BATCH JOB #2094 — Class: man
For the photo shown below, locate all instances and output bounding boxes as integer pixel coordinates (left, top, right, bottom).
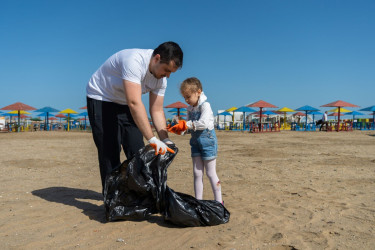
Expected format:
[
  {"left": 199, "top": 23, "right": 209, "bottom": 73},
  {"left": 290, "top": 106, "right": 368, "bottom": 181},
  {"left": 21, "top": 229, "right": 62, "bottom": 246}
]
[
  {"left": 86, "top": 41, "right": 183, "bottom": 191},
  {"left": 320, "top": 111, "right": 328, "bottom": 131}
]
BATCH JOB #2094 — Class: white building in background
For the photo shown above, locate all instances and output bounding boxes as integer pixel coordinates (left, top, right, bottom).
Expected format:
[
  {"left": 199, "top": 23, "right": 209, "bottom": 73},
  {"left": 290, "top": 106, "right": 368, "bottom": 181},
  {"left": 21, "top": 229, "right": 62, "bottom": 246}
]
[{"left": 0, "top": 116, "right": 5, "bottom": 129}]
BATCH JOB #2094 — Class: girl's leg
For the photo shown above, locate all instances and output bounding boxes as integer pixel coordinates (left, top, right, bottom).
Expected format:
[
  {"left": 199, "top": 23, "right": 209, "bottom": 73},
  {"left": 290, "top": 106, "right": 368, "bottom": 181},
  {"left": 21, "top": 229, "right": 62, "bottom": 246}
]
[
  {"left": 193, "top": 157, "right": 204, "bottom": 199},
  {"left": 204, "top": 159, "right": 222, "bottom": 203}
]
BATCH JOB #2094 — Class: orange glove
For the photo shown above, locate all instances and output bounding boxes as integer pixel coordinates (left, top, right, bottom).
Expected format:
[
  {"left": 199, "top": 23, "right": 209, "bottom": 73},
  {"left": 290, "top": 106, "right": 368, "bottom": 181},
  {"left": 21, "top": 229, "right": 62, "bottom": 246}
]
[
  {"left": 168, "top": 120, "right": 188, "bottom": 135},
  {"left": 149, "top": 143, "right": 175, "bottom": 155},
  {"left": 148, "top": 136, "right": 175, "bottom": 155}
]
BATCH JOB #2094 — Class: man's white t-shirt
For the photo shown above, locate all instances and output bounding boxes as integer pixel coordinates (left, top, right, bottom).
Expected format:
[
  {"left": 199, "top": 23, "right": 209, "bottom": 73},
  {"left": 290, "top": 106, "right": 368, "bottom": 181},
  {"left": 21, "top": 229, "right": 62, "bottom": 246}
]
[{"left": 86, "top": 49, "right": 167, "bottom": 105}]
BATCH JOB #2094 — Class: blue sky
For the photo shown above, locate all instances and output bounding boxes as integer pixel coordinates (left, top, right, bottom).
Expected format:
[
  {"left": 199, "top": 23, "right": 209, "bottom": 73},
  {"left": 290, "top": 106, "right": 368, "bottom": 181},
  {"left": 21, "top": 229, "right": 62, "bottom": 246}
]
[{"left": 1, "top": 0, "right": 374, "bottom": 118}]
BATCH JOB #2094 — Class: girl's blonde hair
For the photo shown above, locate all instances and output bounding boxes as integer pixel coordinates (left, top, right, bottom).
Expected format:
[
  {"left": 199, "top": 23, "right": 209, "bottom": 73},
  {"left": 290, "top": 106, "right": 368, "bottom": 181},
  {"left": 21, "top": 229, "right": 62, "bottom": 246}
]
[{"left": 180, "top": 77, "right": 203, "bottom": 95}]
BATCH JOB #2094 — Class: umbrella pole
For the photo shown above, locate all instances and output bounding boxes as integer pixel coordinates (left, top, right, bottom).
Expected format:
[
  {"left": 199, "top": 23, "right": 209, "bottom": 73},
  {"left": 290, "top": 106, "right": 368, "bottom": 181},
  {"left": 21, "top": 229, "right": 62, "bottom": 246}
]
[
  {"left": 337, "top": 107, "right": 341, "bottom": 132},
  {"left": 284, "top": 112, "right": 286, "bottom": 130},
  {"left": 67, "top": 114, "right": 70, "bottom": 131},
  {"left": 242, "top": 112, "right": 245, "bottom": 131},
  {"left": 18, "top": 110, "right": 20, "bottom": 132},
  {"left": 46, "top": 113, "right": 49, "bottom": 131},
  {"left": 305, "top": 111, "right": 308, "bottom": 131},
  {"left": 259, "top": 107, "right": 263, "bottom": 132}
]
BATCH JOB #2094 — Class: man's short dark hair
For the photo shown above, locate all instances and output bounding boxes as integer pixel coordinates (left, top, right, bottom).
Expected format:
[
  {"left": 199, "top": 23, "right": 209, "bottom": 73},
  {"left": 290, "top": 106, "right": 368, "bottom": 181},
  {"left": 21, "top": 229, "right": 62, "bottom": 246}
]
[{"left": 153, "top": 41, "right": 183, "bottom": 68}]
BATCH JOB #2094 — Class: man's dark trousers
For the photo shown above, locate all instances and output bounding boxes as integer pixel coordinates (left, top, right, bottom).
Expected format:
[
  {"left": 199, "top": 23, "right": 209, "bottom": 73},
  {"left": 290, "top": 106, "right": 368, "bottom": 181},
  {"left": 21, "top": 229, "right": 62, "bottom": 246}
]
[{"left": 87, "top": 97, "right": 145, "bottom": 191}]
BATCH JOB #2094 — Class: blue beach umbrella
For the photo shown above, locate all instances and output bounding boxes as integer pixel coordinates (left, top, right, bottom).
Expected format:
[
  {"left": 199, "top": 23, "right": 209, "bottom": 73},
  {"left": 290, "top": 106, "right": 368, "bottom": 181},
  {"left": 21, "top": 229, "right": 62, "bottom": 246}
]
[
  {"left": 167, "top": 108, "right": 187, "bottom": 112},
  {"left": 34, "top": 107, "right": 60, "bottom": 131},
  {"left": 360, "top": 105, "right": 375, "bottom": 128},
  {"left": 36, "top": 112, "right": 56, "bottom": 130},
  {"left": 79, "top": 111, "right": 88, "bottom": 130},
  {"left": 263, "top": 110, "right": 277, "bottom": 115},
  {"left": 262, "top": 110, "right": 277, "bottom": 123},
  {"left": 346, "top": 111, "right": 364, "bottom": 121},
  {"left": 308, "top": 111, "right": 323, "bottom": 123},
  {"left": 234, "top": 106, "right": 256, "bottom": 130},
  {"left": 218, "top": 111, "right": 232, "bottom": 124},
  {"left": 296, "top": 105, "right": 320, "bottom": 130},
  {"left": 218, "top": 111, "right": 232, "bottom": 116}
]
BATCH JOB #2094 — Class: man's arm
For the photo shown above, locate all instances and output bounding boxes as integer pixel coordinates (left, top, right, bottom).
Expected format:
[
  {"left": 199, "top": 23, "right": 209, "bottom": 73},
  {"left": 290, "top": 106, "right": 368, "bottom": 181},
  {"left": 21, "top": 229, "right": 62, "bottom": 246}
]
[
  {"left": 149, "top": 91, "right": 168, "bottom": 141},
  {"left": 123, "top": 80, "right": 154, "bottom": 140}
]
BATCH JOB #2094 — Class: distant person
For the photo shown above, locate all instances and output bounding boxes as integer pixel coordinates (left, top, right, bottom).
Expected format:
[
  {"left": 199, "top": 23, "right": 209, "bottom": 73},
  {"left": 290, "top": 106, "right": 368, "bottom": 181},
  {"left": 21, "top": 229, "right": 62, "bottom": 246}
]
[
  {"left": 320, "top": 111, "right": 328, "bottom": 131},
  {"left": 86, "top": 41, "right": 183, "bottom": 192},
  {"left": 168, "top": 77, "right": 223, "bottom": 204}
]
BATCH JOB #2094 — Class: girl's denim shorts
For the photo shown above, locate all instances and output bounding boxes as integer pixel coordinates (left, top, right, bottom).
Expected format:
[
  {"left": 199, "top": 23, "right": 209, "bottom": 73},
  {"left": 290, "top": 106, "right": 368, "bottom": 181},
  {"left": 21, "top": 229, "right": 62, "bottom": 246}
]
[{"left": 190, "top": 129, "right": 218, "bottom": 160}]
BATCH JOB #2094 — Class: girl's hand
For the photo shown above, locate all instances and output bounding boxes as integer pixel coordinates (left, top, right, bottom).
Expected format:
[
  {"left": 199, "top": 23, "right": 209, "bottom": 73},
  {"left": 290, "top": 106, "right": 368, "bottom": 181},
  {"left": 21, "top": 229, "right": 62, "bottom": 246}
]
[{"left": 168, "top": 120, "right": 187, "bottom": 135}]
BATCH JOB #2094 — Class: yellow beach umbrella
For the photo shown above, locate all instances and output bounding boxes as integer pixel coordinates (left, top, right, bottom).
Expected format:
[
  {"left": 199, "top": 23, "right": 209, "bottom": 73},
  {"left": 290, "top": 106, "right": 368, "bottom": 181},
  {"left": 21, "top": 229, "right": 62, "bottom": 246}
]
[
  {"left": 7, "top": 110, "right": 31, "bottom": 115},
  {"left": 226, "top": 107, "right": 238, "bottom": 122},
  {"left": 59, "top": 108, "right": 78, "bottom": 131},
  {"left": 328, "top": 107, "right": 351, "bottom": 113},
  {"left": 277, "top": 107, "right": 295, "bottom": 130}
]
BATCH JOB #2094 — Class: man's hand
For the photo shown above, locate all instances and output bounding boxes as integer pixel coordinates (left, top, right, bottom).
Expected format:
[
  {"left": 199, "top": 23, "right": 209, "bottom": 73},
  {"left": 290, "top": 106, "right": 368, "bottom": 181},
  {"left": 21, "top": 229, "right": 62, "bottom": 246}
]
[
  {"left": 168, "top": 120, "right": 188, "bottom": 135},
  {"left": 148, "top": 136, "right": 175, "bottom": 155}
]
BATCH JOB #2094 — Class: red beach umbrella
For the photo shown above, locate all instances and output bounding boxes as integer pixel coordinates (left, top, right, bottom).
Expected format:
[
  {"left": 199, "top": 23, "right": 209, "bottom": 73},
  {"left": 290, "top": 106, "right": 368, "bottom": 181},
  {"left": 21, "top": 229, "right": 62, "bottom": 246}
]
[
  {"left": 321, "top": 100, "right": 359, "bottom": 132},
  {"left": 1, "top": 102, "right": 36, "bottom": 132},
  {"left": 164, "top": 101, "right": 188, "bottom": 117},
  {"left": 55, "top": 113, "right": 67, "bottom": 123},
  {"left": 80, "top": 106, "right": 87, "bottom": 109},
  {"left": 247, "top": 100, "right": 278, "bottom": 131}
]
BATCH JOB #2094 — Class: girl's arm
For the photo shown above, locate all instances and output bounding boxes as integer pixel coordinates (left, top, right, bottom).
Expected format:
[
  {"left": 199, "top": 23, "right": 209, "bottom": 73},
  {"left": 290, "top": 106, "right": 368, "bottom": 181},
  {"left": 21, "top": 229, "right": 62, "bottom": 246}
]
[{"left": 187, "top": 102, "right": 214, "bottom": 130}]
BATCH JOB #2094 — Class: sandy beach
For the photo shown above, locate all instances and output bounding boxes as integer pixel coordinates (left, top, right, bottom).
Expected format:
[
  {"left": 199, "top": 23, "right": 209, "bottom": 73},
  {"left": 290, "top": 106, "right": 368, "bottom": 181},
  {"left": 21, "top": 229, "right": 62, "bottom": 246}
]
[{"left": 1, "top": 130, "right": 374, "bottom": 249}]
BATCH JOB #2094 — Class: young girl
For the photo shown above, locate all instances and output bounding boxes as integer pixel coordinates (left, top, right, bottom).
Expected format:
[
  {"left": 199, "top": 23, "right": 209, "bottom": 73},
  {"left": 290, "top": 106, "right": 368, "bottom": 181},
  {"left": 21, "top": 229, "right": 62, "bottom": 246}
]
[{"left": 173, "top": 77, "right": 223, "bottom": 204}]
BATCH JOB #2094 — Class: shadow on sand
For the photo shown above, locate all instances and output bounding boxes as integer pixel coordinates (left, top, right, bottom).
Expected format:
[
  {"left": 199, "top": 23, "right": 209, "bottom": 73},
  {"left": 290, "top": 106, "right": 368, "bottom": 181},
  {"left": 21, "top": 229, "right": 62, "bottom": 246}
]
[
  {"left": 32, "top": 187, "right": 106, "bottom": 223},
  {"left": 31, "top": 186, "right": 179, "bottom": 228}
]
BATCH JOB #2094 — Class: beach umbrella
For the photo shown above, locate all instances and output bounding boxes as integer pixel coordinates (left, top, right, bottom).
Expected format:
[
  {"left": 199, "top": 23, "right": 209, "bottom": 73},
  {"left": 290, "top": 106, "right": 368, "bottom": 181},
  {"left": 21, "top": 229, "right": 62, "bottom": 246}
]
[
  {"left": 328, "top": 112, "right": 342, "bottom": 120},
  {"left": 79, "top": 111, "right": 88, "bottom": 130},
  {"left": 1, "top": 102, "right": 36, "bottom": 132},
  {"left": 167, "top": 108, "right": 187, "bottom": 112},
  {"left": 321, "top": 100, "right": 359, "bottom": 132},
  {"left": 59, "top": 108, "right": 78, "bottom": 131},
  {"left": 169, "top": 112, "right": 187, "bottom": 116},
  {"left": 359, "top": 105, "right": 375, "bottom": 128},
  {"left": 80, "top": 106, "right": 87, "bottom": 109},
  {"left": 277, "top": 107, "right": 295, "bottom": 130},
  {"left": 164, "top": 101, "right": 188, "bottom": 117},
  {"left": 262, "top": 110, "right": 277, "bottom": 123},
  {"left": 218, "top": 111, "right": 232, "bottom": 124},
  {"left": 225, "top": 107, "right": 238, "bottom": 122},
  {"left": 7, "top": 110, "right": 31, "bottom": 115},
  {"left": 30, "top": 117, "right": 43, "bottom": 122},
  {"left": 247, "top": 100, "right": 278, "bottom": 131},
  {"left": 263, "top": 110, "right": 277, "bottom": 115},
  {"left": 308, "top": 111, "right": 323, "bottom": 123},
  {"left": 295, "top": 105, "right": 320, "bottom": 130},
  {"left": 233, "top": 106, "right": 256, "bottom": 130},
  {"left": 55, "top": 113, "right": 67, "bottom": 123},
  {"left": 34, "top": 107, "right": 60, "bottom": 131},
  {"left": 328, "top": 107, "right": 352, "bottom": 113},
  {"left": 346, "top": 111, "right": 364, "bottom": 121},
  {"left": 293, "top": 112, "right": 306, "bottom": 116},
  {"left": 7, "top": 110, "right": 31, "bottom": 131}
]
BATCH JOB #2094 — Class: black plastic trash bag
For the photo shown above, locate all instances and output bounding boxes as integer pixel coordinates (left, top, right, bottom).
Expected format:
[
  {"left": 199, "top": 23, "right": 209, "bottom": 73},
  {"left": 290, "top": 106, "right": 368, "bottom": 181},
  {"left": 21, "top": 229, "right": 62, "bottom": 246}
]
[{"left": 104, "top": 144, "right": 230, "bottom": 227}]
